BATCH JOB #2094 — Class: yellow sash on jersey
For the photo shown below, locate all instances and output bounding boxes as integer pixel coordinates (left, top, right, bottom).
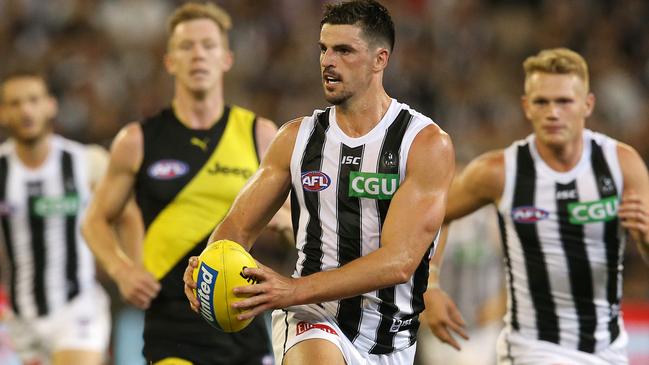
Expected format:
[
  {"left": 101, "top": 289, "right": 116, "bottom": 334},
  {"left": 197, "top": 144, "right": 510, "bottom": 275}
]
[{"left": 143, "top": 106, "right": 259, "bottom": 279}]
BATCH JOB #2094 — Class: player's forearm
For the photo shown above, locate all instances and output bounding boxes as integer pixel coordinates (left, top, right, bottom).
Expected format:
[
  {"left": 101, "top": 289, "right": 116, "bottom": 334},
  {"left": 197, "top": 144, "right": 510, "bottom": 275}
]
[
  {"left": 292, "top": 247, "right": 417, "bottom": 305},
  {"left": 637, "top": 241, "right": 649, "bottom": 266},
  {"left": 82, "top": 214, "right": 134, "bottom": 280}
]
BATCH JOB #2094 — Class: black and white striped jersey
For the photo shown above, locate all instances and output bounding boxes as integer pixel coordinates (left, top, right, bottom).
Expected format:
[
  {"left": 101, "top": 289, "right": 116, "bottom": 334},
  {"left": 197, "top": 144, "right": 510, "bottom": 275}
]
[
  {"left": 0, "top": 135, "right": 97, "bottom": 319},
  {"left": 289, "top": 99, "right": 437, "bottom": 354},
  {"left": 498, "top": 129, "right": 625, "bottom": 353}
]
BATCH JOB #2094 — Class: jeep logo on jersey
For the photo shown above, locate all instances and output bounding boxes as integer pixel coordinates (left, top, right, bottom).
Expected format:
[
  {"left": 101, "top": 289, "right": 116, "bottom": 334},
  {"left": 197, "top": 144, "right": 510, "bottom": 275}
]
[
  {"left": 301, "top": 171, "right": 331, "bottom": 192},
  {"left": 33, "top": 194, "right": 80, "bottom": 217},
  {"left": 511, "top": 206, "right": 549, "bottom": 223},
  {"left": 148, "top": 160, "right": 189, "bottom": 180},
  {"left": 349, "top": 171, "right": 399, "bottom": 200},
  {"left": 568, "top": 196, "right": 618, "bottom": 224}
]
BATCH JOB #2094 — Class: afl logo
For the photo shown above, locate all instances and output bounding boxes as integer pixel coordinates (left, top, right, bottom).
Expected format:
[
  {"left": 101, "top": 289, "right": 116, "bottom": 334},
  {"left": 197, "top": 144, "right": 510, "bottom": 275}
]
[
  {"left": 148, "top": 160, "right": 189, "bottom": 180},
  {"left": 512, "top": 206, "right": 549, "bottom": 223},
  {"left": 301, "top": 171, "right": 331, "bottom": 192}
]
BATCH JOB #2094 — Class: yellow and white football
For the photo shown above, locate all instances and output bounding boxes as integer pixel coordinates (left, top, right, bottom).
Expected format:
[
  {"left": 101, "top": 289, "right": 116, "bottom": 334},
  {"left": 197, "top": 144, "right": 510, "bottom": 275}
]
[{"left": 192, "top": 239, "right": 259, "bottom": 332}]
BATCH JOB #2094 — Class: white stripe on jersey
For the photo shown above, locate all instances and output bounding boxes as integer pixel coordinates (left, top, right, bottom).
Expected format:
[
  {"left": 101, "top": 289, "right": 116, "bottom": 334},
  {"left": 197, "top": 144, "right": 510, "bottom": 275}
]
[
  {"left": 290, "top": 99, "right": 437, "bottom": 354},
  {"left": 498, "top": 129, "right": 625, "bottom": 353},
  {"left": 0, "top": 135, "right": 97, "bottom": 319}
]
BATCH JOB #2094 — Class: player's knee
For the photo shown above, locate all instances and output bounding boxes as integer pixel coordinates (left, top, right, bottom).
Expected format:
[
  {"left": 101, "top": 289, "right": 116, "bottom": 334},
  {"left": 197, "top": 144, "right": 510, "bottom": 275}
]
[{"left": 283, "top": 339, "right": 346, "bottom": 365}]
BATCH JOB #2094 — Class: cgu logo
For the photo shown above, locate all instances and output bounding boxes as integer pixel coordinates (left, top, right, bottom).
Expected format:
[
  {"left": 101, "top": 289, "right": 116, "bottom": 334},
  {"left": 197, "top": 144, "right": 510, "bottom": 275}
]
[
  {"left": 511, "top": 206, "right": 549, "bottom": 223},
  {"left": 301, "top": 171, "right": 331, "bottom": 192},
  {"left": 568, "top": 196, "right": 618, "bottom": 224},
  {"left": 348, "top": 171, "right": 399, "bottom": 200},
  {"left": 148, "top": 160, "right": 189, "bottom": 180}
]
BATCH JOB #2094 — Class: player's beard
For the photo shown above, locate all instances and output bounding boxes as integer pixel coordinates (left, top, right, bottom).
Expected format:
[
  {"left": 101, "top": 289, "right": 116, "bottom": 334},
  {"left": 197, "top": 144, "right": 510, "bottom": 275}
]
[
  {"left": 324, "top": 89, "right": 353, "bottom": 106},
  {"left": 14, "top": 120, "right": 52, "bottom": 146}
]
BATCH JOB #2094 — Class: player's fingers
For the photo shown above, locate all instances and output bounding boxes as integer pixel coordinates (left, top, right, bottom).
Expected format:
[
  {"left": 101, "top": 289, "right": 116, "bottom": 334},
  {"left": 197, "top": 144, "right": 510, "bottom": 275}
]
[
  {"left": 236, "top": 304, "right": 267, "bottom": 321},
  {"left": 448, "top": 305, "right": 466, "bottom": 327},
  {"left": 242, "top": 266, "right": 266, "bottom": 280},
  {"left": 446, "top": 319, "right": 469, "bottom": 340},
  {"left": 432, "top": 325, "right": 461, "bottom": 351},
  {"left": 183, "top": 282, "right": 200, "bottom": 309}
]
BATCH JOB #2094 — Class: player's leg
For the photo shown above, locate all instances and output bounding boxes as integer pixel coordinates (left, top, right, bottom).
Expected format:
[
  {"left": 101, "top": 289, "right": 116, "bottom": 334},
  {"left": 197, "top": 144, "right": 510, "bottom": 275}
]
[
  {"left": 52, "top": 285, "right": 111, "bottom": 365},
  {"left": 283, "top": 338, "right": 346, "bottom": 365},
  {"left": 53, "top": 349, "right": 104, "bottom": 365}
]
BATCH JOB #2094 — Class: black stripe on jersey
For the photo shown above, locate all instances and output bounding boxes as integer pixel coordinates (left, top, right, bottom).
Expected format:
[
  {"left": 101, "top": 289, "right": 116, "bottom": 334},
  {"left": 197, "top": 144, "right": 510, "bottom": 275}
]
[
  {"left": 498, "top": 212, "right": 519, "bottom": 330},
  {"left": 336, "top": 144, "right": 364, "bottom": 343},
  {"left": 299, "top": 110, "right": 330, "bottom": 276},
  {"left": 590, "top": 140, "right": 621, "bottom": 343},
  {"left": 555, "top": 181, "right": 596, "bottom": 353},
  {"left": 372, "top": 109, "right": 412, "bottom": 355},
  {"left": 61, "top": 151, "right": 79, "bottom": 301},
  {"left": 251, "top": 117, "right": 260, "bottom": 164},
  {"left": 27, "top": 181, "right": 48, "bottom": 316},
  {"left": 407, "top": 249, "right": 430, "bottom": 346},
  {"left": 0, "top": 157, "right": 19, "bottom": 314},
  {"left": 513, "top": 145, "right": 559, "bottom": 343}
]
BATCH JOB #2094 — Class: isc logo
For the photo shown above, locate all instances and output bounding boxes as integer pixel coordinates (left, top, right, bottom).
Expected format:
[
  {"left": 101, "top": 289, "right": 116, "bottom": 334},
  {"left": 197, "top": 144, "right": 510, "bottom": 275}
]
[
  {"left": 301, "top": 171, "right": 331, "bottom": 192},
  {"left": 341, "top": 156, "right": 361, "bottom": 165}
]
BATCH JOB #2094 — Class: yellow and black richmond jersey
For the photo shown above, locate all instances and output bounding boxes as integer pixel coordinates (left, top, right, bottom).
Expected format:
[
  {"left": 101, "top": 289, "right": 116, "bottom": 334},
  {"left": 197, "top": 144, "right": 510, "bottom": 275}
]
[{"left": 135, "top": 105, "right": 269, "bottom": 360}]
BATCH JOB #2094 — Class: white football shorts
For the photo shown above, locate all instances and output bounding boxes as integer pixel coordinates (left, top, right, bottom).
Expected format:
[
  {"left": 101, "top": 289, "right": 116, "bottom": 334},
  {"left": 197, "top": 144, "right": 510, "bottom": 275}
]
[
  {"left": 497, "top": 327, "right": 628, "bottom": 365},
  {"left": 6, "top": 283, "right": 110, "bottom": 364},
  {"left": 271, "top": 304, "right": 415, "bottom": 365}
]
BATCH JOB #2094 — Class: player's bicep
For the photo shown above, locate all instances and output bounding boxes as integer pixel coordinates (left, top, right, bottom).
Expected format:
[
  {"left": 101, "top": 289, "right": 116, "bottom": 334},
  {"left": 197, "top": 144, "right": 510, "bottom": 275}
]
[
  {"left": 445, "top": 151, "right": 504, "bottom": 222},
  {"left": 88, "top": 123, "right": 142, "bottom": 221},
  {"left": 380, "top": 127, "right": 455, "bottom": 269}
]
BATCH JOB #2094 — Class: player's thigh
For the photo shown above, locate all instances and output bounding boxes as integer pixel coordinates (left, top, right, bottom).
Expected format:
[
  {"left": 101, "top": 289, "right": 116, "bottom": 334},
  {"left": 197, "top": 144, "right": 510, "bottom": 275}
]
[
  {"left": 283, "top": 338, "right": 346, "bottom": 365},
  {"left": 53, "top": 349, "right": 104, "bottom": 365}
]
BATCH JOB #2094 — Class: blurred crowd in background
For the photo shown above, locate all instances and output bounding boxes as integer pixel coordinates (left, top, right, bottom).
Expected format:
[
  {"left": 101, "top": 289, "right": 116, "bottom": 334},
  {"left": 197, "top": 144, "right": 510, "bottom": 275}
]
[{"left": 1, "top": 0, "right": 648, "bottom": 363}]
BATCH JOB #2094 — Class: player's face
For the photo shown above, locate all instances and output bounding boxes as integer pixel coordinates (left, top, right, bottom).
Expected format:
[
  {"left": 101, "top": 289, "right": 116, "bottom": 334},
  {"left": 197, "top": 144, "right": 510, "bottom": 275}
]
[
  {"left": 522, "top": 72, "right": 594, "bottom": 148},
  {"left": 0, "top": 77, "right": 56, "bottom": 144},
  {"left": 319, "top": 23, "right": 375, "bottom": 105},
  {"left": 165, "top": 18, "right": 233, "bottom": 98}
]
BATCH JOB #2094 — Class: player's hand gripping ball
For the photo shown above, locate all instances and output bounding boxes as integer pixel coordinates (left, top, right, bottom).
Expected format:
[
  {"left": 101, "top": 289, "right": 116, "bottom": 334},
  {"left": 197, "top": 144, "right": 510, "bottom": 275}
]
[{"left": 192, "top": 239, "right": 259, "bottom": 332}]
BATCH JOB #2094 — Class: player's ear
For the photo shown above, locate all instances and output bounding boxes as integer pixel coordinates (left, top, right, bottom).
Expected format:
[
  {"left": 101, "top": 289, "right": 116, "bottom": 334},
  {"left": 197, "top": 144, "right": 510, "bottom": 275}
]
[
  {"left": 584, "top": 92, "right": 595, "bottom": 118},
  {"left": 164, "top": 53, "right": 176, "bottom": 76},
  {"left": 520, "top": 95, "right": 533, "bottom": 121},
  {"left": 373, "top": 47, "right": 389, "bottom": 72},
  {"left": 221, "top": 50, "right": 234, "bottom": 73}
]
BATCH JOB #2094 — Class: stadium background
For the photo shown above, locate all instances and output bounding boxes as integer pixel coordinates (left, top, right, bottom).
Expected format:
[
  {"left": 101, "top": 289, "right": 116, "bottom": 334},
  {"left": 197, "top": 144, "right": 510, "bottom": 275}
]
[{"left": 0, "top": 0, "right": 648, "bottom": 364}]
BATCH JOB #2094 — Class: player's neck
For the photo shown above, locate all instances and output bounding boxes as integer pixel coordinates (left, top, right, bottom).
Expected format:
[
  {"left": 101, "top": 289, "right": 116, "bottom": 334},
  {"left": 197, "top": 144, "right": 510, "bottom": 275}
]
[
  {"left": 535, "top": 136, "right": 583, "bottom": 172},
  {"left": 335, "top": 89, "right": 391, "bottom": 138},
  {"left": 172, "top": 87, "right": 225, "bottom": 130},
  {"left": 14, "top": 134, "right": 52, "bottom": 169}
]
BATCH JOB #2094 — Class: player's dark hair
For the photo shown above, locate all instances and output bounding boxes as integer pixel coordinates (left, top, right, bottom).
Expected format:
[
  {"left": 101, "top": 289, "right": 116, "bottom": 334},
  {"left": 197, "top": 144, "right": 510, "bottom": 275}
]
[{"left": 321, "top": 0, "right": 395, "bottom": 52}]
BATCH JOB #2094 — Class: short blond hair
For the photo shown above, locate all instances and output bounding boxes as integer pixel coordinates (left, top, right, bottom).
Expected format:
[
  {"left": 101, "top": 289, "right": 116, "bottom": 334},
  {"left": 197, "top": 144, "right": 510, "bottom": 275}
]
[
  {"left": 523, "top": 48, "right": 589, "bottom": 92},
  {"left": 167, "top": 2, "right": 232, "bottom": 48}
]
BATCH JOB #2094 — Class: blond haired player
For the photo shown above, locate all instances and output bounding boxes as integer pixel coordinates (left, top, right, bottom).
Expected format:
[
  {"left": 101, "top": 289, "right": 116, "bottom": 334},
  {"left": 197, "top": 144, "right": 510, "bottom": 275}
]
[
  {"left": 83, "top": 2, "right": 290, "bottom": 364},
  {"left": 424, "top": 48, "right": 649, "bottom": 364}
]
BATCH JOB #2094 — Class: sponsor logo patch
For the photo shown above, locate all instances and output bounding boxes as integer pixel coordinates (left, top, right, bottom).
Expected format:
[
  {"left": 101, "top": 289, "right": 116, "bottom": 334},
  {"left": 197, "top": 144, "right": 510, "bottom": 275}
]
[
  {"left": 0, "top": 201, "right": 15, "bottom": 216},
  {"left": 147, "top": 160, "right": 189, "bottom": 180},
  {"left": 349, "top": 171, "right": 399, "bottom": 200},
  {"left": 32, "top": 194, "right": 80, "bottom": 217},
  {"left": 511, "top": 206, "right": 549, "bottom": 223},
  {"left": 568, "top": 196, "right": 618, "bottom": 224},
  {"left": 196, "top": 263, "right": 219, "bottom": 327},
  {"left": 296, "top": 321, "right": 337, "bottom": 336},
  {"left": 301, "top": 171, "right": 331, "bottom": 192}
]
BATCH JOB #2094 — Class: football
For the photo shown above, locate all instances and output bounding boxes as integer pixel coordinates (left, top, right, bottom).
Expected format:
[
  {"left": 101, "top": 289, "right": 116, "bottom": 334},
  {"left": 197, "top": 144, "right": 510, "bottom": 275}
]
[{"left": 192, "top": 239, "right": 259, "bottom": 332}]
